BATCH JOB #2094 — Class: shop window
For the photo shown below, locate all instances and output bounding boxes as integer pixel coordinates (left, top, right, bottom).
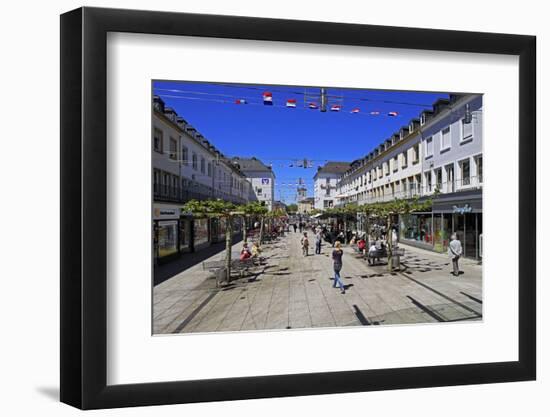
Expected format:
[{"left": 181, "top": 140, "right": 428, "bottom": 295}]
[{"left": 157, "top": 220, "right": 178, "bottom": 257}]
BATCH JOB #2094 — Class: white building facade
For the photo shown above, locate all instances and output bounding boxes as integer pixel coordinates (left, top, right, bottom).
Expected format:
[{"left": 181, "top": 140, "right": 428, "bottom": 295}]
[
  {"left": 152, "top": 96, "right": 256, "bottom": 265},
  {"left": 231, "top": 157, "right": 276, "bottom": 211},
  {"left": 313, "top": 162, "right": 350, "bottom": 210},
  {"left": 334, "top": 94, "right": 483, "bottom": 259}
]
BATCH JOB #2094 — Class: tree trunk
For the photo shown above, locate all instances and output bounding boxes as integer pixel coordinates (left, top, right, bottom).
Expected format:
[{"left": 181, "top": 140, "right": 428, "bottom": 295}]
[
  {"left": 344, "top": 217, "right": 348, "bottom": 244},
  {"left": 259, "top": 216, "right": 265, "bottom": 245},
  {"left": 225, "top": 216, "right": 233, "bottom": 285},
  {"left": 386, "top": 216, "right": 393, "bottom": 272}
]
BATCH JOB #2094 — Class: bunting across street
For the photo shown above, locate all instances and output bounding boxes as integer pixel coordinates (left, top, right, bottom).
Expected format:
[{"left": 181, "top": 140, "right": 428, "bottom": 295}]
[
  {"left": 263, "top": 92, "right": 273, "bottom": 105},
  {"left": 286, "top": 99, "right": 297, "bottom": 108},
  {"left": 388, "top": 111, "right": 399, "bottom": 117},
  {"left": 330, "top": 104, "right": 342, "bottom": 112},
  {"left": 234, "top": 99, "right": 247, "bottom": 104},
  {"left": 351, "top": 108, "right": 360, "bottom": 114}
]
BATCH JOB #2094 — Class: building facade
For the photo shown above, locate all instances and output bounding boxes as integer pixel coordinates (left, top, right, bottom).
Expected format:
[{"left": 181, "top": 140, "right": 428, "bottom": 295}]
[
  {"left": 153, "top": 96, "right": 256, "bottom": 264},
  {"left": 298, "top": 197, "right": 315, "bottom": 214},
  {"left": 313, "top": 162, "right": 351, "bottom": 209},
  {"left": 231, "top": 157, "right": 276, "bottom": 211},
  {"left": 333, "top": 94, "right": 483, "bottom": 259}
]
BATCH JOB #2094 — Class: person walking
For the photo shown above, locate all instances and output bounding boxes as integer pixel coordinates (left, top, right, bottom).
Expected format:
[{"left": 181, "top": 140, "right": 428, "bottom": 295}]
[
  {"left": 315, "top": 229, "right": 322, "bottom": 254},
  {"left": 332, "top": 241, "right": 346, "bottom": 294},
  {"left": 448, "top": 233, "right": 463, "bottom": 276},
  {"left": 293, "top": 223, "right": 297, "bottom": 233},
  {"left": 301, "top": 232, "right": 310, "bottom": 256}
]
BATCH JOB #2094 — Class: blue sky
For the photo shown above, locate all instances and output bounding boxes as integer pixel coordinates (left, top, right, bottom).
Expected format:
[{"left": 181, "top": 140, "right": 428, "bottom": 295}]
[{"left": 153, "top": 81, "right": 448, "bottom": 204}]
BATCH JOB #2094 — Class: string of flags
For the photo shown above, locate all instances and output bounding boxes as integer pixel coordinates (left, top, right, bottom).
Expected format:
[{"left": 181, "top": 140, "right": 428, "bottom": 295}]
[{"left": 232, "top": 91, "right": 400, "bottom": 116}]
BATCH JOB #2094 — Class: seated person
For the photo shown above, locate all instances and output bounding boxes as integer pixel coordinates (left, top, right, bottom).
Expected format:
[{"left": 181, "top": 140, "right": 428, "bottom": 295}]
[
  {"left": 251, "top": 242, "right": 262, "bottom": 258},
  {"left": 240, "top": 243, "right": 252, "bottom": 261}
]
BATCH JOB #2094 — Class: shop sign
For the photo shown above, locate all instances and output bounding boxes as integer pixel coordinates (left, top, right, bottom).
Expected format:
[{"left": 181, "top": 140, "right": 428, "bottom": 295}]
[
  {"left": 154, "top": 207, "right": 180, "bottom": 219},
  {"left": 261, "top": 178, "right": 270, "bottom": 185},
  {"left": 452, "top": 204, "right": 472, "bottom": 214}
]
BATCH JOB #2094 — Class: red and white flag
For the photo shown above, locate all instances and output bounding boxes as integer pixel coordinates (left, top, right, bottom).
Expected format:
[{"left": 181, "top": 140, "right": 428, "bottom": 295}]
[
  {"left": 286, "top": 99, "right": 297, "bottom": 108},
  {"left": 308, "top": 102, "right": 318, "bottom": 109},
  {"left": 235, "top": 99, "right": 247, "bottom": 104},
  {"left": 351, "top": 108, "right": 360, "bottom": 114},
  {"left": 388, "top": 111, "right": 398, "bottom": 117},
  {"left": 263, "top": 92, "right": 273, "bottom": 105},
  {"left": 330, "top": 104, "right": 342, "bottom": 112}
]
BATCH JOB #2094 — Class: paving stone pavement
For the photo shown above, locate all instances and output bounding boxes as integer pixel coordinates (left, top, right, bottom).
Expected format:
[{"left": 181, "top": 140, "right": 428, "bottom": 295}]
[{"left": 153, "top": 231, "right": 482, "bottom": 334}]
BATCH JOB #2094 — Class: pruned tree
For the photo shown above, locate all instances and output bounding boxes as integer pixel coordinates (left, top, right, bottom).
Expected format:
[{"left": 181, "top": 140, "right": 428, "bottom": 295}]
[
  {"left": 241, "top": 201, "right": 269, "bottom": 244},
  {"left": 182, "top": 199, "right": 243, "bottom": 285},
  {"left": 362, "top": 197, "right": 432, "bottom": 271}
]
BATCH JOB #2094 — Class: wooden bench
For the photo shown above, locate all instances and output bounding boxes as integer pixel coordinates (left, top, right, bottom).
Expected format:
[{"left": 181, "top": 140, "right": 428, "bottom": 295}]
[{"left": 366, "top": 247, "right": 405, "bottom": 265}]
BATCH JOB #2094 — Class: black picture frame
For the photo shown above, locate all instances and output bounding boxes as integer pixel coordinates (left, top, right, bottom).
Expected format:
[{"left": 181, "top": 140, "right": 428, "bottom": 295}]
[{"left": 60, "top": 6, "right": 536, "bottom": 410}]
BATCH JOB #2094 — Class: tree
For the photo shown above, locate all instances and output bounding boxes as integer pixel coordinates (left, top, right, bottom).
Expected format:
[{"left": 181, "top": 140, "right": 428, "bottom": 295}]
[
  {"left": 182, "top": 199, "right": 243, "bottom": 286},
  {"left": 241, "top": 201, "right": 269, "bottom": 244},
  {"left": 286, "top": 203, "right": 298, "bottom": 214},
  {"left": 360, "top": 197, "right": 432, "bottom": 271}
]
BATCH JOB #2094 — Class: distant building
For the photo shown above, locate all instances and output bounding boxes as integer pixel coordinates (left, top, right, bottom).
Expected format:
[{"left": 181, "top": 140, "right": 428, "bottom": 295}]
[
  {"left": 313, "top": 162, "right": 350, "bottom": 209},
  {"left": 231, "top": 157, "right": 276, "bottom": 210},
  {"left": 273, "top": 200, "right": 287, "bottom": 211},
  {"left": 298, "top": 197, "right": 315, "bottom": 214}
]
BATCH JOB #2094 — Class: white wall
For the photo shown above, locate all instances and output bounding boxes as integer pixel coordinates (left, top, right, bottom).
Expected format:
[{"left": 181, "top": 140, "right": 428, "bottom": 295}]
[{"left": 0, "top": 1, "right": 546, "bottom": 417}]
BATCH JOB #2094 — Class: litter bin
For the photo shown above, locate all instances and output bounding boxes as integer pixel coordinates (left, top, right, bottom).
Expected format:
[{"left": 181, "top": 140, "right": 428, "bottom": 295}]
[{"left": 391, "top": 248, "right": 405, "bottom": 270}]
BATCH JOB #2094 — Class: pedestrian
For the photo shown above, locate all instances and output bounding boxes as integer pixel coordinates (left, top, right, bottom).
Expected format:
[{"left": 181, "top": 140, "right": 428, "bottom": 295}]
[
  {"left": 448, "top": 233, "right": 463, "bottom": 276},
  {"left": 293, "top": 223, "right": 297, "bottom": 233},
  {"left": 301, "top": 232, "right": 310, "bottom": 256},
  {"left": 315, "top": 229, "right": 322, "bottom": 254},
  {"left": 332, "top": 241, "right": 346, "bottom": 294}
]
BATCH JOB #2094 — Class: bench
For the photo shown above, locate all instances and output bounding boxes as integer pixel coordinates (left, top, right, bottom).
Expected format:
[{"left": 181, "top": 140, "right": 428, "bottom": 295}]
[
  {"left": 202, "top": 257, "right": 265, "bottom": 284},
  {"left": 366, "top": 247, "right": 405, "bottom": 266}
]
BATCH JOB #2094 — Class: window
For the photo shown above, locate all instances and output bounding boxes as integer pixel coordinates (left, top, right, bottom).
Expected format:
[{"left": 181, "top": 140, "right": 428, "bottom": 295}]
[
  {"left": 460, "top": 159, "right": 471, "bottom": 186},
  {"left": 425, "top": 171, "right": 432, "bottom": 192},
  {"left": 412, "top": 144, "right": 419, "bottom": 164},
  {"left": 393, "top": 156, "right": 398, "bottom": 172},
  {"left": 434, "top": 168, "right": 442, "bottom": 191},
  {"left": 441, "top": 127, "right": 451, "bottom": 151},
  {"left": 475, "top": 155, "right": 483, "bottom": 183},
  {"left": 207, "top": 162, "right": 212, "bottom": 177},
  {"left": 402, "top": 151, "right": 408, "bottom": 168},
  {"left": 181, "top": 146, "right": 188, "bottom": 165},
  {"left": 385, "top": 161, "right": 390, "bottom": 176},
  {"left": 378, "top": 166, "right": 383, "bottom": 179},
  {"left": 200, "top": 157, "right": 205, "bottom": 174},
  {"left": 154, "top": 128, "right": 163, "bottom": 153},
  {"left": 169, "top": 137, "right": 177, "bottom": 160},
  {"left": 192, "top": 153, "right": 198, "bottom": 170},
  {"left": 462, "top": 118, "right": 473, "bottom": 141},
  {"left": 425, "top": 136, "right": 433, "bottom": 158}
]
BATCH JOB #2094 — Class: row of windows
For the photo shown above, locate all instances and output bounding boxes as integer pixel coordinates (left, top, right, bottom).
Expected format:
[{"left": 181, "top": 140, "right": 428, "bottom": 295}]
[
  {"left": 341, "top": 155, "right": 482, "bottom": 203},
  {"left": 424, "top": 118, "right": 473, "bottom": 158}
]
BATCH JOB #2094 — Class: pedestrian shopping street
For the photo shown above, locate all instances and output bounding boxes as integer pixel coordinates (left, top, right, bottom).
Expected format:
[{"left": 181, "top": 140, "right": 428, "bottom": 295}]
[{"left": 153, "top": 231, "right": 482, "bottom": 334}]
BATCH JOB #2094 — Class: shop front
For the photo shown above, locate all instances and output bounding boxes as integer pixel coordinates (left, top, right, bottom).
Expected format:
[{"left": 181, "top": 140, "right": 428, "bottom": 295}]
[
  {"left": 398, "top": 190, "right": 482, "bottom": 260},
  {"left": 153, "top": 204, "right": 191, "bottom": 265}
]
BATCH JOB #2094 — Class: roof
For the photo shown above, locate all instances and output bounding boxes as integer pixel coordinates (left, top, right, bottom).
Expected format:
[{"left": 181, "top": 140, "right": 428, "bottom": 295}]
[
  {"left": 298, "top": 197, "right": 315, "bottom": 204},
  {"left": 231, "top": 157, "right": 274, "bottom": 175},
  {"left": 314, "top": 162, "right": 351, "bottom": 178}
]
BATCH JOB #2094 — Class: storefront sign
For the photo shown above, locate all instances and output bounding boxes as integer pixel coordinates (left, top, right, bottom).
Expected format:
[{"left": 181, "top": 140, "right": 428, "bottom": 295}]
[
  {"left": 154, "top": 207, "right": 180, "bottom": 219},
  {"left": 452, "top": 204, "right": 473, "bottom": 214},
  {"left": 261, "top": 178, "right": 270, "bottom": 185}
]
